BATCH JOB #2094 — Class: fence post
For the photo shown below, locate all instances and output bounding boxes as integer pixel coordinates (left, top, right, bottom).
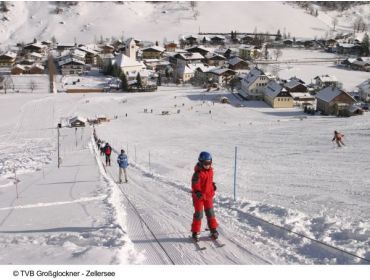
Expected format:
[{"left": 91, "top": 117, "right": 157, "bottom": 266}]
[
  {"left": 233, "top": 146, "right": 238, "bottom": 201},
  {"left": 14, "top": 168, "right": 19, "bottom": 199}
]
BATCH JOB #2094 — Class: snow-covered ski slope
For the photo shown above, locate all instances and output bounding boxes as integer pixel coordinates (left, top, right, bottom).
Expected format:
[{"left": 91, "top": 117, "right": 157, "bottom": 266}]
[
  {"left": 1, "top": 1, "right": 369, "bottom": 46},
  {"left": 1, "top": 86, "right": 369, "bottom": 264}
]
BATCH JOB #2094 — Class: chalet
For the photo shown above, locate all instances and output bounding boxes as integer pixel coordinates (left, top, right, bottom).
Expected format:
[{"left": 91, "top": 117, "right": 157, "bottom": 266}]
[
  {"left": 314, "top": 74, "right": 339, "bottom": 89},
  {"left": 336, "top": 43, "right": 362, "bottom": 56},
  {"left": 199, "top": 36, "right": 211, "bottom": 45},
  {"left": 172, "top": 52, "right": 204, "bottom": 67},
  {"left": 238, "top": 45, "right": 260, "bottom": 60},
  {"left": 315, "top": 86, "right": 356, "bottom": 116},
  {"left": 78, "top": 46, "right": 99, "bottom": 65},
  {"left": 176, "top": 63, "right": 201, "bottom": 82},
  {"left": 351, "top": 60, "right": 370, "bottom": 71},
  {"left": 193, "top": 64, "right": 217, "bottom": 84},
  {"left": 142, "top": 46, "right": 165, "bottom": 59},
  {"left": 0, "top": 52, "right": 17, "bottom": 67},
  {"left": 204, "top": 53, "right": 226, "bottom": 67},
  {"left": 240, "top": 67, "right": 270, "bottom": 100},
  {"left": 114, "top": 53, "right": 145, "bottom": 74},
  {"left": 164, "top": 42, "right": 177, "bottom": 52},
  {"left": 263, "top": 80, "right": 293, "bottom": 108},
  {"left": 283, "top": 39, "right": 293, "bottom": 47},
  {"left": 58, "top": 57, "right": 86, "bottom": 75},
  {"left": 56, "top": 43, "right": 76, "bottom": 53},
  {"left": 29, "top": 64, "right": 44, "bottom": 74},
  {"left": 357, "top": 79, "right": 370, "bottom": 102},
  {"left": 227, "top": 57, "right": 249, "bottom": 70},
  {"left": 186, "top": 45, "right": 210, "bottom": 57},
  {"left": 23, "top": 43, "right": 45, "bottom": 54},
  {"left": 206, "top": 68, "right": 236, "bottom": 86},
  {"left": 184, "top": 35, "right": 198, "bottom": 46},
  {"left": 101, "top": 44, "right": 115, "bottom": 54},
  {"left": 11, "top": 64, "right": 26, "bottom": 75},
  {"left": 210, "top": 35, "right": 226, "bottom": 45},
  {"left": 222, "top": 48, "right": 238, "bottom": 59},
  {"left": 240, "top": 35, "right": 255, "bottom": 45},
  {"left": 69, "top": 116, "right": 86, "bottom": 127},
  {"left": 284, "top": 78, "right": 314, "bottom": 106}
]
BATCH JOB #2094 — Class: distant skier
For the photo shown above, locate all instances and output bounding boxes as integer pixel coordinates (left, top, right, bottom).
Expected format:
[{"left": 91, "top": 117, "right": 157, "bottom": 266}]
[
  {"left": 332, "top": 130, "right": 345, "bottom": 147},
  {"left": 191, "top": 151, "right": 219, "bottom": 242},
  {"left": 117, "top": 149, "right": 129, "bottom": 183},
  {"left": 104, "top": 143, "right": 112, "bottom": 166}
]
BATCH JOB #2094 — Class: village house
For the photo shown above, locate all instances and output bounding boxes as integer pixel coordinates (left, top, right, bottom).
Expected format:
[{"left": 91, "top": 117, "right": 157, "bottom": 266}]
[
  {"left": 0, "top": 51, "right": 17, "bottom": 67},
  {"left": 56, "top": 43, "right": 76, "bottom": 53},
  {"left": 58, "top": 57, "right": 86, "bottom": 75},
  {"left": 204, "top": 53, "right": 226, "bottom": 67},
  {"left": 210, "top": 35, "right": 226, "bottom": 46},
  {"left": 29, "top": 64, "right": 44, "bottom": 74},
  {"left": 314, "top": 74, "right": 339, "bottom": 90},
  {"left": 239, "top": 45, "right": 261, "bottom": 60},
  {"left": 11, "top": 64, "right": 26, "bottom": 75},
  {"left": 172, "top": 52, "right": 204, "bottom": 67},
  {"left": 315, "top": 86, "right": 356, "bottom": 116},
  {"left": 336, "top": 43, "right": 362, "bottom": 56},
  {"left": 193, "top": 64, "right": 217, "bottom": 85},
  {"left": 184, "top": 35, "right": 198, "bottom": 46},
  {"left": 78, "top": 46, "right": 99, "bottom": 65},
  {"left": 186, "top": 45, "right": 210, "bottom": 57},
  {"left": 263, "top": 80, "right": 294, "bottom": 108},
  {"left": 142, "top": 46, "right": 165, "bottom": 59},
  {"left": 164, "top": 42, "right": 177, "bottom": 52},
  {"left": 227, "top": 57, "right": 249, "bottom": 71},
  {"left": 23, "top": 42, "right": 46, "bottom": 54},
  {"left": 240, "top": 35, "right": 256, "bottom": 45},
  {"left": 206, "top": 68, "right": 236, "bottom": 86},
  {"left": 97, "top": 53, "right": 114, "bottom": 70},
  {"left": 101, "top": 44, "right": 115, "bottom": 54},
  {"left": 240, "top": 67, "right": 270, "bottom": 100},
  {"left": 357, "top": 79, "right": 370, "bottom": 102},
  {"left": 69, "top": 116, "right": 86, "bottom": 127},
  {"left": 284, "top": 78, "right": 314, "bottom": 107}
]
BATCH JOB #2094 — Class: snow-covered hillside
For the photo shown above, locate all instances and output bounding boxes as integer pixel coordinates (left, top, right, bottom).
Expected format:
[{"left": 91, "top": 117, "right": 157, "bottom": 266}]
[
  {"left": 0, "top": 1, "right": 369, "bottom": 48},
  {"left": 0, "top": 86, "right": 369, "bottom": 265}
]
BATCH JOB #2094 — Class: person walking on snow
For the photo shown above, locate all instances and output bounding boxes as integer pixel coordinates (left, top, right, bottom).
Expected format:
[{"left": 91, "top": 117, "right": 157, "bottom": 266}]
[
  {"left": 117, "top": 149, "right": 129, "bottom": 183},
  {"left": 191, "top": 151, "right": 219, "bottom": 242},
  {"left": 332, "top": 130, "right": 345, "bottom": 147},
  {"left": 104, "top": 143, "right": 112, "bottom": 166}
]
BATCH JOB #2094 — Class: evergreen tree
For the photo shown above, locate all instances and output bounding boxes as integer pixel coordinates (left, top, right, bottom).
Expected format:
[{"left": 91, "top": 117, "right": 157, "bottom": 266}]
[
  {"left": 276, "top": 29, "right": 282, "bottom": 41},
  {"left": 361, "top": 33, "right": 369, "bottom": 56},
  {"left": 155, "top": 41, "right": 159, "bottom": 46},
  {"left": 120, "top": 72, "right": 129, "bottom": 91},
  {"left": 136, "top": 72, "right": 143, "bottom": 88},
  {"left": 157, "top": 73, "right": 162, "bottom": 86}
]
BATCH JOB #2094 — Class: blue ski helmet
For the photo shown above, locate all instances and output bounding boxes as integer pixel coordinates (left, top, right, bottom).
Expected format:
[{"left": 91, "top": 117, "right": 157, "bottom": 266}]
[{"left": 198, "top": 151, "right": 212, "bottom": 162}]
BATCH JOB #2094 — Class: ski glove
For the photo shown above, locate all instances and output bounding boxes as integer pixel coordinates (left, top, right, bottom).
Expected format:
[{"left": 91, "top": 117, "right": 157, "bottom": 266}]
[
  {"left": 195, "top": 191, "right": 203, "bottom": 200},
  {"left": 213, "top": 182, "right": 217, "bottom": 191}
]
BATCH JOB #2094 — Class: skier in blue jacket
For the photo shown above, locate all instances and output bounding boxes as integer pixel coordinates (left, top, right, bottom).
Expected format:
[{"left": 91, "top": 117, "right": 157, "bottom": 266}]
[{"left": 117, "top": 149, "right": 129, "bottom": 183}]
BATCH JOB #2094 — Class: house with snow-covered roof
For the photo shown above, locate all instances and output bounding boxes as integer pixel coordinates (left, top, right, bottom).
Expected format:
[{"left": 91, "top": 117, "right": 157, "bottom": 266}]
[
  {"left": 227, "top": 57, "right": 249, "bottom": 71},
  {"left": 204, "top": 53, "right": 226, "bottom": 67},
  {"left": 58, "top": 57, "right": 86, "bottom": 75},
  {"left": 142, "top": 46, "right": 165, "bottom": 59},
  {"left": 240, "top": 67, "right": 270, "bottom": 100},
  {"left": 357, "top": 79, "right": 370, "bottom": 102},
  {"left": 0, "top": 51, "right": 17, "bottom": 67},
  {"left": 206, "top": 68, "right": 236, "bottom": 86},
  {"left": 315, "top": 86, "right": 356, "bottom": 116},
  {"left": 314, "top": 74, "right": 339, "bottom": 89},
  {"left": 263, "top": 80, "right": 293, "bottom": 108},
  {"left": 186, "top": 45, "right": 210, "bottom": 57}
]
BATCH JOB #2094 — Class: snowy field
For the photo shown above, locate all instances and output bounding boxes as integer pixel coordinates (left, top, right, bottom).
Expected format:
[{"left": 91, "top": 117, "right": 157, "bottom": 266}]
[
  {"left": 266, "top": 49, "right": 370, "bottom": 91},
  {"left": 0, "top": 86, "right": 369, "bottom": 265}
]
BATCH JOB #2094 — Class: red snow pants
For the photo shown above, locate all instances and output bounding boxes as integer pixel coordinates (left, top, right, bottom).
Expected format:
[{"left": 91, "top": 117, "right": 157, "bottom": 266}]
[{"left": 191, "top": 196, "right": 218, "bottom": 233}]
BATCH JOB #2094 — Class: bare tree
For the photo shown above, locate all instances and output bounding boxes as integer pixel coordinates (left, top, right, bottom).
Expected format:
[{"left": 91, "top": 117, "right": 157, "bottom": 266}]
[
  {"left": 273, "top": 48, "right": 283, "bottom": 61},
  {"left": 2, "top": 76, "right": 14, "bottom": 94}
]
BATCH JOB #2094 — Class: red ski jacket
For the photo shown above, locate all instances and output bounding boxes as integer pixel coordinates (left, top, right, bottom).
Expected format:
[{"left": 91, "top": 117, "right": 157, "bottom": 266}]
[{"left": 191, "top": 163, "right": 214, "bottom": 200}]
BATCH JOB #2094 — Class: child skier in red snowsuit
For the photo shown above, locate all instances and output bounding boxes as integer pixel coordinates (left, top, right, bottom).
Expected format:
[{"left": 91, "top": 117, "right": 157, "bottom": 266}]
[{"left": 191, "top": 151, "right": 219, "bottom": 242}]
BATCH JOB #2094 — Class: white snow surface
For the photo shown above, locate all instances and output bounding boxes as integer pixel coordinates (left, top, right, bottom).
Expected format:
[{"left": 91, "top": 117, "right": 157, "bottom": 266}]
[
  {"left": 0, "top": 85, "right": 370, "bottom": 265},
  {"left": 0, "top": 1, "right": 369, "bottom": 47}
]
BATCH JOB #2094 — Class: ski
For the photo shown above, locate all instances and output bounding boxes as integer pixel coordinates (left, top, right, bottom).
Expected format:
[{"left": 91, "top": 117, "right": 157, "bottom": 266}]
[
  {"left": 189, "top": 236, "right": 206, "bottom": 251},
  {"left": 208, "top": 236, "right": 226, "bottom": 248}
]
